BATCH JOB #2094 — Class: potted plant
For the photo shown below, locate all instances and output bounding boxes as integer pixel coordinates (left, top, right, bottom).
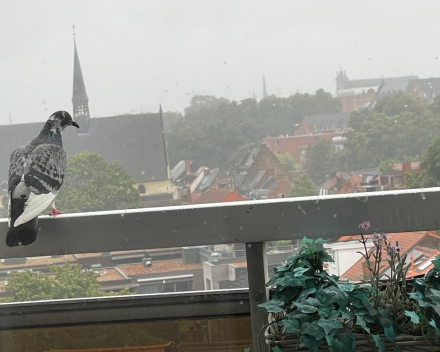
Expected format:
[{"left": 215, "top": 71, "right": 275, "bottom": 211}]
[{"left": 258, "top": 221, "right": 440, "bottom": 352}]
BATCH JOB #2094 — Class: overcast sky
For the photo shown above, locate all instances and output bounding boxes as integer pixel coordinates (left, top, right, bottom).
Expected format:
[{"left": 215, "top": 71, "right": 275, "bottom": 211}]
[{"left": 0, "top": 0, "right": 439, "bottom": 125}]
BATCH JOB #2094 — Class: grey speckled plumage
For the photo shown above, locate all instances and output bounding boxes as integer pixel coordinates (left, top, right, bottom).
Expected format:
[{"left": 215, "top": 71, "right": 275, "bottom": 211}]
[{"left": 6, "top": 111, "right": 79, "bottom": 247}]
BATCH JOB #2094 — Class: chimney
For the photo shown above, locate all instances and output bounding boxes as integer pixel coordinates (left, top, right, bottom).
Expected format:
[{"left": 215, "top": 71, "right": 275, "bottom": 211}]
[
  {"left": 181, "top": 187, "right": 192, "bottom": 204},
  {"left": 402, "top": 161, "right": 411, "bottom": 173},
  {"left": 184, "top": 159, "right": 191, "bottom": 174}
]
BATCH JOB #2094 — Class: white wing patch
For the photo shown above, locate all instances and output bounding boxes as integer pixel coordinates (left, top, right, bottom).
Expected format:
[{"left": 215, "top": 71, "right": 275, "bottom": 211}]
[{"left": 14, "top": 192, "right": 56, "bottom": 227}]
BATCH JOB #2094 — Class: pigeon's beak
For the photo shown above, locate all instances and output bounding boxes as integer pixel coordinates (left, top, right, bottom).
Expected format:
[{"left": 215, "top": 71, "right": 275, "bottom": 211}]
[{"left": 71, "top": 120, "right": 79, "bottom": 128}]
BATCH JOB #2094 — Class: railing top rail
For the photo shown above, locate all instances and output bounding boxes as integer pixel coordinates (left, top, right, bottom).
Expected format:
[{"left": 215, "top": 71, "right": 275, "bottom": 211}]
[{"left": 1, "top": 187, "right": 439, "bottom": 259}]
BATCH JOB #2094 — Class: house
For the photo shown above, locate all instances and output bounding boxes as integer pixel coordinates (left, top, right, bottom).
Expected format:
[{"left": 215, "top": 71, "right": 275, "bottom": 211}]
[
  {"left": 324, "top": 236, "right": 374, "bottom": 277},
  {"left": 232, "top": 144, "right": 289, "bottom": 199},
  {"left": 264, "top": 132, "right": 345, "bottom": 164},
  {"left": 407, "top": 77, "right": 440, "bottom": 102},
  {"left": 318, "top": 168, "right": 383, "bottom": 195},
  {"left": 298, "top": 112, "right": 351, "bottom": 135},
  {"left": 193, "top": 188, "right": 247, "bottom": 205},
  {"left": 335, "top": 69, "right": 418, "bottom": 112},
  {"left": 340, "top": 231, "right": 440, "bottom": 281}
]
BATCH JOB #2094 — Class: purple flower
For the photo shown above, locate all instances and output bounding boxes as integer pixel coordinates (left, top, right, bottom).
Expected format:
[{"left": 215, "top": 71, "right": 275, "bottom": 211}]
[
  {"left": 359, "top": 221, "right": 371, "bottom": 231},
  {"left": 372, "top": 232, "right": 387, "bottom": 247},
  {"left": 387, "top": 245, "right": 401, "bottom": 256}
]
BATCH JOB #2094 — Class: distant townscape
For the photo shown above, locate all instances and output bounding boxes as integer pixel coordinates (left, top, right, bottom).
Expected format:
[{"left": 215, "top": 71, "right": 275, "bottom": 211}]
[{"left": 1, "top": 33, "right": 440, "bottom": 347}]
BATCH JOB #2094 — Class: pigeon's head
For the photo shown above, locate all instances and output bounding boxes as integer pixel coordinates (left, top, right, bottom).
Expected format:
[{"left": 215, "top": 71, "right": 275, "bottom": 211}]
[{"left": 49, "top": 111, "right": 79, "bottom": 130}]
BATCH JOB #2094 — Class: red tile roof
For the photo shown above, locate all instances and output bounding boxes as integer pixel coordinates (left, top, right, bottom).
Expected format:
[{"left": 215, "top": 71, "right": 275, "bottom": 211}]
[
  {"left": 341, "top": 231, "right": 439, "bottom": 281},
  {"left": 393, "top": 162, "right": 420, "bottom": 171},
  {"left": 96, "top": 268, "right": 125, "bottom": 282},
  {"left": 118, "top": 260, "right": 202, "bottom": 276},
  {"left": 193, "top": 188, "right": 246, "bottom": 204}
]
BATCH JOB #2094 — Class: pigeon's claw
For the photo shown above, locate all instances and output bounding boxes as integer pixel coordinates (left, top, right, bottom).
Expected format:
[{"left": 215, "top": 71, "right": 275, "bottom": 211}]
[{"left": 49, "top": 207, "right": 64, "bottom": 216}]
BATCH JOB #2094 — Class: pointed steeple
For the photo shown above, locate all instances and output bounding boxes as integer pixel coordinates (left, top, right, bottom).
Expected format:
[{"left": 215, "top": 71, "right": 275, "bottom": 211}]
[
  {"left": 72, "top": 26, "right": 90, "bottom": 133},
  {"left": 262, "top": 75, "right": 268, "bottom": 98}
]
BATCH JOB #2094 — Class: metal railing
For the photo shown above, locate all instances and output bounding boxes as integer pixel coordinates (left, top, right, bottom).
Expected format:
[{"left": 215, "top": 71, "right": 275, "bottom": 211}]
[{"left": 1, "top": 187, "right": 440, "bottom": 351}]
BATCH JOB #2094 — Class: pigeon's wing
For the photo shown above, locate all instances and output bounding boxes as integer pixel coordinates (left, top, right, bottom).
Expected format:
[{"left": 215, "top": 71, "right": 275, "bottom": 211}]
[
  {"left": 14, "top": 145, "right": 67, "bottom": 227},
  {"left": 8, "top": 145, "right": 33, "bottom": 192}
]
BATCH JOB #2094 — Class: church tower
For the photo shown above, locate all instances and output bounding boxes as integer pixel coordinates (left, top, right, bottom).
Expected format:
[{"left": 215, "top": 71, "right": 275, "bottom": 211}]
[
  {"left": 72, "top": 26, "right": 90, "bottom": 134},
  {"left": 336, "top": 68, "right": 349, "bottom": 92},
  {"left": 262, "top": 75, "right": 268, "bottom": 98}
]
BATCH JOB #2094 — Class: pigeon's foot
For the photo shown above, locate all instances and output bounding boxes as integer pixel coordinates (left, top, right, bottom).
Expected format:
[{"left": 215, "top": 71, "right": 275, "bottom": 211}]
[{"left": 49, "top": 208, "right": 64, "bottom": 216}]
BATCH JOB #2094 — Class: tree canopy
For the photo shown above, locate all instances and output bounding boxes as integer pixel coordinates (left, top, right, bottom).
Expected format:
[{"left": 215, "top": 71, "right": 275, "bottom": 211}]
[
  {"left": 289, "top": 174, "right": 316, "bottom": 197},
  {"left": 305, "top": 140, "right": 344, "bottom": 185},
  {"left": 344, "top": 94, "right": 440, "bottom": 171},
  {"left": 2, "top": 263, "right": 130, "bottom": 303},
  {"left": 56, "top": 151, "right": 139, "bottom": 213},
  {"left": 167, "top": 90, "right": 340, "bottom": 169}
]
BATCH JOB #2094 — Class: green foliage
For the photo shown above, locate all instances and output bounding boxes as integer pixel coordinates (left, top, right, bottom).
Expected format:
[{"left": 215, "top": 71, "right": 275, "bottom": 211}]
[
  {"left": 2, "top": 263, "right": 131, "bottom": 302},
  {"left": 168, "top": 91, "right": 340, "bottom": 169},
  {"left": 259, "top": 224, "right": 440, "bottom": 351},
  {"left": 420, "top": 135, "right": 440, "bottom": 187},
  {"left": 377, "top": 159, "right": 396, "bottom": 175},
  {"left": 276, "top": 153, "right": 299, "bottom": 172},
  {"left": 289, "top": 174, "right": 316, "bottom": 197},
  {"left": 56, "top": 151, "right": 139, "bottom": 213},
  {"left": 305, "top": 140, "right": 344, "bottom": 185},
  {"left": 162, "top": 111, "right": 183, "bottom": 132},
  {"left": 345, "top": 94, "right": 440, "bottom": 170},
  {"left": 404, "top": 172, "right": 423, "bottom": 189}
]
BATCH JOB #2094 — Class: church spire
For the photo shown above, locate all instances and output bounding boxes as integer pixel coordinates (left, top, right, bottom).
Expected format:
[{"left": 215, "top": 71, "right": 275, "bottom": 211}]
[
  {"left": 72, "top": 26, "right": 90, "bottom": 133},
  {"left": 262, "top": 74, "right": 268, "bottom": 98}
]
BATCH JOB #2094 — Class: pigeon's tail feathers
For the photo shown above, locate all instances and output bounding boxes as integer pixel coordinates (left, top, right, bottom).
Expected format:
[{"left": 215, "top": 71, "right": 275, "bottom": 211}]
[
  {"left": 14, "top": 192, "right": 56, "bottom": 227},
  {"left": 7, "top": 191, "right": 39, "bottom": 247},
  {"left": 6, "top": 217, "right": 38, "bottom": 247}
]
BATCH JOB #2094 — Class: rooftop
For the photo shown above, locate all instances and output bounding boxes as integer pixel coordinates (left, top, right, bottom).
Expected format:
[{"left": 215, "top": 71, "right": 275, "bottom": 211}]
[
  {"left": 118, "top": 260, "right": 202, "bottom": 276},
  {"left": 0, "top": 113, "right": 168, "bottom": 185}
]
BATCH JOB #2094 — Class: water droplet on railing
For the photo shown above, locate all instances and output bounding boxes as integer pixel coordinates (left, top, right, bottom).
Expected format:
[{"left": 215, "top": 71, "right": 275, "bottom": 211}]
[
  {"left": 333, "top": 214, "right": 338, "bottom": 218},
  {"left": 298, "top": 204, "right": 307, "bottom": 215},
  {"left": 239, "top": 226, "right": 244, "bottom": 231},
  {"left": 120, "top": 213, "right": 125, "bottom": 217},
  {"left": 247, "top": 244, "right": 252, "bottom": 248},
  {"left": 421, "top": 193, "right": 426, "bottom": 200},
  {"left": 281, "top": 213, "right": 285, "bottom": 217},
  {"left": 315, "top": 199, "right": 320, "bottom": 204}
]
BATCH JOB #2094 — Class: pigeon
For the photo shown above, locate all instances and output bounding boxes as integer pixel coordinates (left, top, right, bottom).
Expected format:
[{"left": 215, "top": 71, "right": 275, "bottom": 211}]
[{"left": 6, "top": 111, "right": 79, "bottom": 247}]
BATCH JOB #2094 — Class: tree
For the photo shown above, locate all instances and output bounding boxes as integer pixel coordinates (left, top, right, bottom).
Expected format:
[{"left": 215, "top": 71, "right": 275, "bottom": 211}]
[
  {"left": 305, "top": 140, "right": 342, "bottom": 185},
  {"left": 2, "top": 263, "right": 131, "bottom": 302},
  {"left": 56, "top": 152, "right": 139, "bottom": 213},
  {"left": 276, "top": 153, "right": 300, "bottom": 172},
  {"left": 167, "top": 91, "right": 340, "bottom": 169},
  {"left": 404, "top": 172, "right": 423, "bottom": 189},
  {"left": 345, "top": 94, "right": 440, "bottom": 170},
  {"left": 289, "top": 174, "right": 316, "bottom": 197},
  {"left": 419, "top": 135, "right": 440, "bottom": 187}
]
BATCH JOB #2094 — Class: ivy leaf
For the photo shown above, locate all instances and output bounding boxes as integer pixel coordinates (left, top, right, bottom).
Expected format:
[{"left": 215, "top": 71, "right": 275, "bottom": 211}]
[
  {"left": 294, "top": 302, "right": 318, "bottom": 313},
  {"left": 273, "top": 347, "right": 284, "bottom": 352},
  {"left": 298, "top": 287, "right": 316, "bottom": 300},
  {"left": 244, "top": 348, "right": 250, "bottom": 352},
  {"left": 280, "top": 319, "right": 300, "bottom": 334},
  {"left": 300, "top": 334, "right": 323, "bottom": 352},
  {"left": 317, "top": 318, "right": 342, "bottom": 336},
  {"left": 258, "top": 299, "right": 284, "bottom": 312},
  {"left": 356, "top": 315, "right": 370, "bottom": 334},
  {"left": 378, "top": 309, "right": 393, "bottom": 329},
  {"left": 293, "top": 267, "right": 310, "bottom": 277},
  {"left": 326, "top": 286, "right": 348, "bottom": 309},
  {"left": 339, "top": 283, "right": 355, "bottom": 292},
  {"left": 317, "top": 288, "right": 329, "bottom": 304},
  {"left": 372, "top": 335, "right": 385, "bottom": 352},
  {"left": 384, "top": 325, "right": 396, "bottom": 342},
  {"left": 318, "top": 307, "right": 330, "bottom": 318},
  {"left": 302, "top": 323, "right": 326, "bottom": 340},
  {"left": 404, "top": 310, "right": 420, "bottom": 324},
  {"left": 333, "top": 334, "right": 356, "bottom": 352},
  {"left": 305, "top": 297, "right": 321, "bottom": 307}
]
